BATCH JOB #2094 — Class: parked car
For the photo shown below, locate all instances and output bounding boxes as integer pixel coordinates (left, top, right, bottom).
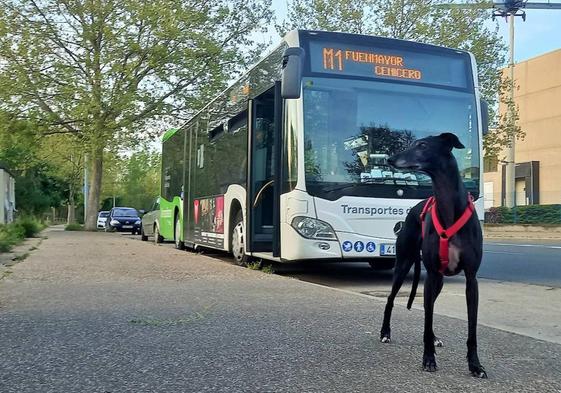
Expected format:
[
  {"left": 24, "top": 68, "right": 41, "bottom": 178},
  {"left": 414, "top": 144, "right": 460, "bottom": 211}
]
[
  {"left": 97, "top": 211, "right": 110, "bottom": 229},
  {"left": 105, "top": 207, "right": 142, "bottom": 234},
  {"left": 140, "top": 198, "right": 163, "bottom": 243}
]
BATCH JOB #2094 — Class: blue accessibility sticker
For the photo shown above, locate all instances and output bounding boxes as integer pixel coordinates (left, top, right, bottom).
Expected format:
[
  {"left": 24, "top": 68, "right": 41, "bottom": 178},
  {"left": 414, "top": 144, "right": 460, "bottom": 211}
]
[
  {"left": 366, "top": 242, "right": 376, "bottom": 253},
  {"left": 342, "top": 241, "right": 353, "bottom": 252},
  {"left": 354, "top": 241, "right": 365, "bottom": 252}
]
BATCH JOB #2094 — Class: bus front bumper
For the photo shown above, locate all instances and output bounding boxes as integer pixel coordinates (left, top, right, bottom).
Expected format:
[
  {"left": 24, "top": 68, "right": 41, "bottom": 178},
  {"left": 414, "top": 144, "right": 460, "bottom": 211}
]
[{"left": 281, "top": 223, "right": 396, "bottom": 261}]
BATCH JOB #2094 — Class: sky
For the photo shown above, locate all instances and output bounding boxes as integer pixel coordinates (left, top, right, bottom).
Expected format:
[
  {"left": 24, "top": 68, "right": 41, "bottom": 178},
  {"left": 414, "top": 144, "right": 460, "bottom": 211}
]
[{"left": 269, "top": 0, "right": 561, "bottom": 63}]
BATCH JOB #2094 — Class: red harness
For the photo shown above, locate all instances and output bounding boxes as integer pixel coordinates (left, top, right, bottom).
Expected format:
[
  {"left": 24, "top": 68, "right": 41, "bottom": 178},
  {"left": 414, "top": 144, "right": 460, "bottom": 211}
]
[{"left": 420, "top": 194, "right": 475, "bottom": 275}]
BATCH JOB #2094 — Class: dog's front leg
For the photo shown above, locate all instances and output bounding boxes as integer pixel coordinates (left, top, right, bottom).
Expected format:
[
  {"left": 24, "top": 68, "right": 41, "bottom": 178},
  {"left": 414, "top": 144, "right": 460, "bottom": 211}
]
[
  {"left": 422, "top": 272, "right": 442, "bottom": 372},
  {"left": 466, "top": 274, "right": 487, "bottom": 378},
  {"left": 380, "top": 257, "right": 415, "bottom": 343}
]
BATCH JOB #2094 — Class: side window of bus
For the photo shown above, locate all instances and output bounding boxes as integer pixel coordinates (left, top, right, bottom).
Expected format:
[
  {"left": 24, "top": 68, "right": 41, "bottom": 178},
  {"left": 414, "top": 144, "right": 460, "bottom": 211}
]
[
  {"left": 209, "top": 124, "right": 224, "bottom": 141},
  {"left": 197, "top": 144, "right": 205, "bottom": 169},
  {"left": 228, "top": 110, "right": 247, "bottom": 134}
]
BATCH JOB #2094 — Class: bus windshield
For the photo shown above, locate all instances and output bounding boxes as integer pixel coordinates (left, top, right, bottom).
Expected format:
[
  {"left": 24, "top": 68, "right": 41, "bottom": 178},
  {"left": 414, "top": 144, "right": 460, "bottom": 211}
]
[{"left": 302, "top": 77, "right": 479, "bottom": 200}]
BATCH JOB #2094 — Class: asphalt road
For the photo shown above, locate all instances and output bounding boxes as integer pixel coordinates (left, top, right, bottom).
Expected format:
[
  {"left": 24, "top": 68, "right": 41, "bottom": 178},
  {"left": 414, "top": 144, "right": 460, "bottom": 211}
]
[
  {"left": 479, "top": 240, "right": 561, "bottom": 287},
  {"left": 272, "top": 240, "right": 561, "bottom": 287}
]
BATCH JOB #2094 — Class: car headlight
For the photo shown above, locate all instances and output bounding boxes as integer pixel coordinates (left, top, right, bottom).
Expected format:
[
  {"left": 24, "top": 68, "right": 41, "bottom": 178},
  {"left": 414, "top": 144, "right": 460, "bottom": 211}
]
[
  {"left": 110, "top": 219, "right": 120, "bottom": 226},
  {"left": 135, "top": 220, "right": 141, "bottom": 225},
  {"left": 291, "top": 216, "right": 337, "bottom": 240}
]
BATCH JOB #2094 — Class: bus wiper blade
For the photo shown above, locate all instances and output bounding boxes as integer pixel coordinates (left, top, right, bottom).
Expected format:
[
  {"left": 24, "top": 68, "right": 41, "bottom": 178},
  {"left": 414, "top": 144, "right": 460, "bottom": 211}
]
[{"left": 323, "top": 182, "right": 380, "bottom": 192}]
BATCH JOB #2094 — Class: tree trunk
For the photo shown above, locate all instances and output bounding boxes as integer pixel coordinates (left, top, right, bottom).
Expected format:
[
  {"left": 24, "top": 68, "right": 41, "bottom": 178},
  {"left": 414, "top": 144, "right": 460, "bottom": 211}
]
[
  {"left": 84, "top": 146, "right": 103, "bottom": 231},
  {"left": 67, "top": 204, "right": 76, "bottom": 224},
  {"left": 67, "top": 188, "right": 76, "bottom": 224}
]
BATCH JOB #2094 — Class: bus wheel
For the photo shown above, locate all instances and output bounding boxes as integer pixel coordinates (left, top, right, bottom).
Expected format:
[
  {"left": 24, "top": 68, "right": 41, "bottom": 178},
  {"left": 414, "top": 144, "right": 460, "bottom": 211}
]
[
  {"left": 154, "top": 225, "right": 163, "bottom": 244},
  {"left": 368, "top": 259, "right": 396, "bottom": 271},
  {"left": 140, "top": 226, "right": 148, "bottom": 241},
  {"left": 174, "top": 216, "right": 185, "bottom": 250},
  {"left": 231, "top": 211, "right": 249, "bottom": 266}
]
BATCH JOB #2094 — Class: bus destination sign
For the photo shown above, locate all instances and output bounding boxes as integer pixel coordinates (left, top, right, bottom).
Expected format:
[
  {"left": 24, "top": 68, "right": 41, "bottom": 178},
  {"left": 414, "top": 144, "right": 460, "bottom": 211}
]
[
  {"left": 309, "top": 41, "right": 470, "bottom": 89},
  {"left": 323, "top": 47, "right": 423, "bottom": 81}
]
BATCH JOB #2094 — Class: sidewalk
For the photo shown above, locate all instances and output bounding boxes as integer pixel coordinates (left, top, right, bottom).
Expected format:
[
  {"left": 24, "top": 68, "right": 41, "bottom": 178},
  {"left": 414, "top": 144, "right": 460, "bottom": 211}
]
[{"left": 0, "top": 227, "right": 560, "bottom": 392}]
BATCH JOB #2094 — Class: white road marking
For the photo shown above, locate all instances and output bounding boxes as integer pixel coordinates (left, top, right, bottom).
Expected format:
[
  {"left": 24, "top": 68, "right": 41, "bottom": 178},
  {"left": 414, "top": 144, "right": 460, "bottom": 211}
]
[{"left": 485, "top": 243, "right": 561, "bottom": 250}]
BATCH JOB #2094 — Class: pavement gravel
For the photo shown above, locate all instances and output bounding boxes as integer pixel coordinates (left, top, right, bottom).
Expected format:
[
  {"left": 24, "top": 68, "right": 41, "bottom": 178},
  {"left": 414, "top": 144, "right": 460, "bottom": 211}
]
[{"left": 0, "top": 227, "right": 560, "bottom": 392}]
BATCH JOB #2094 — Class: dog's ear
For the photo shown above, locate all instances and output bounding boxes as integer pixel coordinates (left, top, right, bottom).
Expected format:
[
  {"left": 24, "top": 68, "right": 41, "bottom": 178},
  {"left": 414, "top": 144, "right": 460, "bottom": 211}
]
[{"left": 439, "top": 133, "right": 465, "bottom": 150}]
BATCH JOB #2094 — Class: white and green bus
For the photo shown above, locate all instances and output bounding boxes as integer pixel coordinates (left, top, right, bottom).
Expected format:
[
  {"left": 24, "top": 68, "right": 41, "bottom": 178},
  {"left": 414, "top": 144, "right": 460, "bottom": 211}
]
[{"left": 157, "top": 30, "right": 488, "bottom": 267}]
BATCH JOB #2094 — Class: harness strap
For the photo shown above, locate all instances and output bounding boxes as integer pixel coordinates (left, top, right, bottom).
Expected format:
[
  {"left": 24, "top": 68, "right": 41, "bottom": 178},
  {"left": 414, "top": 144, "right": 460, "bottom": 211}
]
[
  {"left": 420, "top": 197, "right": 435, "bottom": 240},
  {"left": 420, "top": 194, "right": 475, "bottom": 274}
]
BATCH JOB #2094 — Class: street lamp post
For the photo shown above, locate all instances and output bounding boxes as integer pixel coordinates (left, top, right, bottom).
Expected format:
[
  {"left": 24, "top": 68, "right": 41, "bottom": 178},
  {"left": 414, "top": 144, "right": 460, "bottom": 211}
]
[{"left": 504, "top": 13, "right": 516, "bottom": 208}]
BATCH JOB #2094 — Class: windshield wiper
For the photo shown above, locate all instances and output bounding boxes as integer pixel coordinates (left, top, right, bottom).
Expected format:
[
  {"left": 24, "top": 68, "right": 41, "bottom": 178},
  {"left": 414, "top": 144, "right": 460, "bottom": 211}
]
[
  {"left": 322, "top": 182, "right": 382, "bottom": 193},
  {"left": 322, "top": 178, "right": 424, "bottom": 193}
]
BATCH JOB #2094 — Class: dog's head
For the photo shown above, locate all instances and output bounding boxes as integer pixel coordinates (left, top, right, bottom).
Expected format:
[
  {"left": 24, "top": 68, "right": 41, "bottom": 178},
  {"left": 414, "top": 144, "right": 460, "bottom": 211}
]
[{"left": 387, "top": 133, "right": 465, "bottom": 173}]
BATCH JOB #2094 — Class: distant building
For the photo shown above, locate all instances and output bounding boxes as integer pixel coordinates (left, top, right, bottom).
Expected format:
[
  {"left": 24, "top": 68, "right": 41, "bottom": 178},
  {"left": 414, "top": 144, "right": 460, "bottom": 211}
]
[
  {"left": 484, "top": 48, "right": 561, "bottom": 208},
  {"left": 0, "top": 164, "right": 16, "bottom": 224}
]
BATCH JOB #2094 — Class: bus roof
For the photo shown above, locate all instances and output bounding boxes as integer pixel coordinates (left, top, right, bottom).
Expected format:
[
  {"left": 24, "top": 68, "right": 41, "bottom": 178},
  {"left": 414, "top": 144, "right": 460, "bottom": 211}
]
[{"left": 165, "top": 30, "right": 473, "bottom": 140}]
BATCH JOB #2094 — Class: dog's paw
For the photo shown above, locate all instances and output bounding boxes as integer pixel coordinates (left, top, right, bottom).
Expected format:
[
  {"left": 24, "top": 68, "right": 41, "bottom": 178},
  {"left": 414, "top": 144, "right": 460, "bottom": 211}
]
[
  {"left": 469, "top": 365, "right": 488, "bottom": 379},
  {"left": 380, "top": 334, "right": 391, "bottom": 343},
  {"left": 422, "top": 354, "right": 438, "bottom": 372},
  {"left": 434, "top": 337, "right": 443, "bottom": 347}
]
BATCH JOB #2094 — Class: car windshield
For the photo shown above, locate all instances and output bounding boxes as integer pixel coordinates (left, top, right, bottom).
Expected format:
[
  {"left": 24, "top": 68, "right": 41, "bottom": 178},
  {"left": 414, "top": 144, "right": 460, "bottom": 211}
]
[
  {"left": 302, "top": 77, "right": 479, "bottom": 200},
  {"left": 113, "top": 208, "right": 138, "bottom": 217},
  {"left": 98, "top": 212, "right": 109, "bottom": 217}
]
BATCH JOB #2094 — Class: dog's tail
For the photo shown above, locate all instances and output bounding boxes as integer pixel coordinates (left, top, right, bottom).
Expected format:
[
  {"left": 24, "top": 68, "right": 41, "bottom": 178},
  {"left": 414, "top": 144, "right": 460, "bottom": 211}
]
[{"left": 407, "top": 257, "right": 421, "bottom": 310}]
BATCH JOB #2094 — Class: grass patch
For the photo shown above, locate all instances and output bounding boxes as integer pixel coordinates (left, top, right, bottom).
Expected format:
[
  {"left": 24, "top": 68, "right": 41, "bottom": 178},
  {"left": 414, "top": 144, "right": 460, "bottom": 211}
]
[
  {"left": 64, "top": 223, "right": 83, "bottom": 231},
  {"left": 246, "top": 261, "right": 261, "bottom": 270},
  {"left": 0, "top": 216, "right": 45, "bottom": 253},
  {"left": 261, "top": 264, "right": 275, "bottom": 274}
]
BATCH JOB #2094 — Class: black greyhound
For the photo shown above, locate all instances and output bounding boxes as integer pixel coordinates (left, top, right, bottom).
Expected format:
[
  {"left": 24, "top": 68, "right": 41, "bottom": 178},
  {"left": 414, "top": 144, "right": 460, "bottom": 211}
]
[{"left": 380, "top": 132, "right": 487, "bottom": 378}]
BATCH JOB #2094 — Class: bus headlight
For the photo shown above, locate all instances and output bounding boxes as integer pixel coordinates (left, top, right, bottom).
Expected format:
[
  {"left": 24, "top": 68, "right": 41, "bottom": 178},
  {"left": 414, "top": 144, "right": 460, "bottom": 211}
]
[{"left": 291, "top": 217, "right": 337, "bottom": 240}]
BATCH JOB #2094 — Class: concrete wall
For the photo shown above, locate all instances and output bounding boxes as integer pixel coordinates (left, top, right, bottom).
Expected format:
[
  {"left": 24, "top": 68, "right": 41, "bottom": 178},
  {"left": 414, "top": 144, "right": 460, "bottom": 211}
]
[
  {"left": 0, "top": 169, "right": 16, "bottom": 224},
  {"left": 484, "top": 48, "right": 561, "bottom": 206}
]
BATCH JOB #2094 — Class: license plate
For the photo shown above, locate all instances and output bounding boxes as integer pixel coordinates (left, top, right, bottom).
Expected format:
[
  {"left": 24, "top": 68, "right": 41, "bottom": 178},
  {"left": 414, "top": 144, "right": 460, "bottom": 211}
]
[
  {"left": 122, "top": 225, "right": 133, "bottom": 229},
  {"left": 380, "top": 244, "right": 396, "bottom": 256}
]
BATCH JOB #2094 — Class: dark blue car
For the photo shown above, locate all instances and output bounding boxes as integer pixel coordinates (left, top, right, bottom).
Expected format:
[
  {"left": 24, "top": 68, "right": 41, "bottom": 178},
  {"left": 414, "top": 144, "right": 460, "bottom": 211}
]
[{"left": 105, "top": 207, "right": 142, "bottom": 234}]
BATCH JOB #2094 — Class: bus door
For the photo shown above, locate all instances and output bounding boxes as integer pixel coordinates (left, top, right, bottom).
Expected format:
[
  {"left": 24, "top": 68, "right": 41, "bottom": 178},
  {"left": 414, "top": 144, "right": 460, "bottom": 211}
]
[{"left": 247, "top": 83, "right": 282, "bottom": 257}]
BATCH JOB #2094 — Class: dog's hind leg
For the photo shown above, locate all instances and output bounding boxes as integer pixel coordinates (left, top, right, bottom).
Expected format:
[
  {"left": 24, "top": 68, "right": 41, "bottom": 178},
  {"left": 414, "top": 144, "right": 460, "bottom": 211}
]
[
  {"left": 422, "top": 272, "right": 442, "bottom": 372},
  {"left": 380, "top": 256, "right": 415, "bottom": 343},
  {"left": 465, "top": 273, "right": 487, "bottom": 378}
]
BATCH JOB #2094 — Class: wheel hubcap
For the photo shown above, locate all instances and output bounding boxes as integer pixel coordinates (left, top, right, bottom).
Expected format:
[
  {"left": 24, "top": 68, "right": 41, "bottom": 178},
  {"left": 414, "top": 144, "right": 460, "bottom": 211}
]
[{"left": 232, "top": 222, "right": 244, "bottom": 261}]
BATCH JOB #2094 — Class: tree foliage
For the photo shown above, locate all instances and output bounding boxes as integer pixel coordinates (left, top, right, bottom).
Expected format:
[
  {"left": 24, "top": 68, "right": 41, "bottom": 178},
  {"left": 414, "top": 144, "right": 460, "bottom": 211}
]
[
  {"left": 107, "top": 150, "right": 161, "bottom": 212},
  {"left": 483, "top": 74, "right": 524, "bottom": 160},
  {"left": 0, "top": 112, "right": 67, "bottom": 215},
  {"left": 0, "top": 0, "right": 272, "bottom": 229}
]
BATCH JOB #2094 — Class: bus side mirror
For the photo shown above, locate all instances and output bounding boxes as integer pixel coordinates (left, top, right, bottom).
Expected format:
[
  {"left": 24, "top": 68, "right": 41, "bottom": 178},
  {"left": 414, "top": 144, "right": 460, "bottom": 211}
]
[
  {"left": 281, "top": 47, "right": 305, "bottom": 99},
  {"left": 480, "top": 99, "right": 489, "bottom": 136}
]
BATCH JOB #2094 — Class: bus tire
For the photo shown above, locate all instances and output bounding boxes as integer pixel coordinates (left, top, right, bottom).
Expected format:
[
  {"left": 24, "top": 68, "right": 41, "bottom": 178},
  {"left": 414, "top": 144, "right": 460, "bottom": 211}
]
[
  {"left": 140, "top": 226, "right": 148, "bottom": 241},
  {"left": 154, "top": 225, "right": 163, "bottom": 244},
  {"left": 369, "top": 259, "right": 396, "bottom": 271},
  {"left": 231, "top": 211, "right": 250, "bottom": 266},
  {"left": 174, "top": 215, "right": 185, "bottom": 250}
]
